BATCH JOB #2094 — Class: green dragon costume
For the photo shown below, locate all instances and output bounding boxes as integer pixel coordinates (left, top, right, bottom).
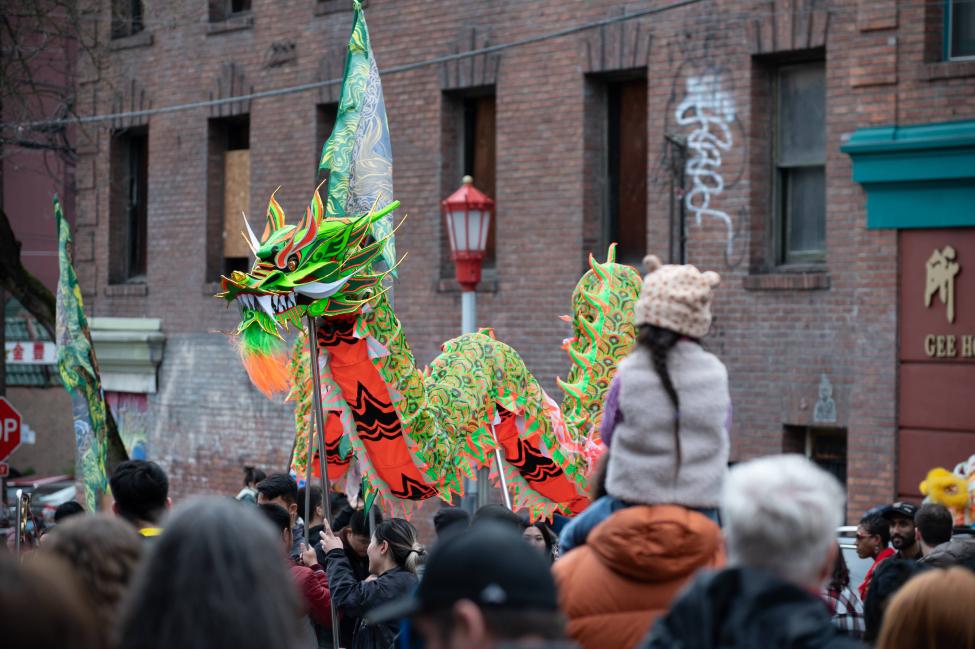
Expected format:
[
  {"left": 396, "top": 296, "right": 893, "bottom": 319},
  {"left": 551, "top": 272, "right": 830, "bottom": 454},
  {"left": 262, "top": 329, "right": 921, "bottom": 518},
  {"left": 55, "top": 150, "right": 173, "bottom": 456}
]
[
  {"left": 217, "top": 187, "right": 640, "bottom": 518},
  {"left": 217, "top": 2, "right": 642, "bottom": 519}
]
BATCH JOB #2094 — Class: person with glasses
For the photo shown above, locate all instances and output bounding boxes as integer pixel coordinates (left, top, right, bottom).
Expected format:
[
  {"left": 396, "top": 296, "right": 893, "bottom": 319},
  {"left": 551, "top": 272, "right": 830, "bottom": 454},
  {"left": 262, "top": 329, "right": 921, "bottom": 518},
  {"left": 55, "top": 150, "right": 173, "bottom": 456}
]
[{"left": 856, "top": 513, "right": 894, "bottom": 601}]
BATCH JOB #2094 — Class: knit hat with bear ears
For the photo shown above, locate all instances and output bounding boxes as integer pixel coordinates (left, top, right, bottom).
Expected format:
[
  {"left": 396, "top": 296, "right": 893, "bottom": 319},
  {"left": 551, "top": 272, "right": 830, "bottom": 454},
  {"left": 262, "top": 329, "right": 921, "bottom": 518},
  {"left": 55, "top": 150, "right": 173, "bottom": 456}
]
[{"left": 634, "top": 255, "right": 721, "bottom": 339}]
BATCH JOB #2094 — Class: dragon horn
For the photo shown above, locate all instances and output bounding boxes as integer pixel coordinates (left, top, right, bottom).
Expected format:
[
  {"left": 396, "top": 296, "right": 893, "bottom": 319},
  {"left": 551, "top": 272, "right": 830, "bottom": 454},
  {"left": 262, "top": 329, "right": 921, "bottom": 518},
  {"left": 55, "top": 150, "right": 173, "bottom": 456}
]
[
  {"left": 262, "top": 187, "right": 286, "bottom": 243},
  {"left": 557, "top": 377, "right": 586, "bottom": 402},
  {"left": 605, "top": 242, "right": 618, "bottom": 264},
  {"left": 565, "top": 344, "right": 590, "bottom": 371},
  {"left": 580, "top": 288, "right": 609, "bottom": 314},
  {"left": 241, "top": 211, "right": 260, "bottom": 253},
  {"left": 589, "top": 253, "right": 610, "bottom": 283},
  {"left": 290, "top": 195, "right": 321, "bottom": 252},
  {"left": 272, "top": 200, "right": 318, "bottom": 269},
  {"left": 577, "top": 314, "right": 599, "bottom": 342},
  {"left": 311, "top": 179, "right": 327, "bottom": 223}
]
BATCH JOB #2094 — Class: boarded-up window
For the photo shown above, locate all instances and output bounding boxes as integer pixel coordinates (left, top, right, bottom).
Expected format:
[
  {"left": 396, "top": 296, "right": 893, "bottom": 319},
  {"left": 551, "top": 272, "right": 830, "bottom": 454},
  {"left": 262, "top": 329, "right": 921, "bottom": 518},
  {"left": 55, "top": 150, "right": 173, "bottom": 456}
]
[
  {"left": 109, "top": 127, "right": 149, "bottom": 283},
  {"left": 207, "top": 116, "right": 250, "bottom": 280},
  {"left": 222, "top": 149, "right": 251, "bottom": 268}
]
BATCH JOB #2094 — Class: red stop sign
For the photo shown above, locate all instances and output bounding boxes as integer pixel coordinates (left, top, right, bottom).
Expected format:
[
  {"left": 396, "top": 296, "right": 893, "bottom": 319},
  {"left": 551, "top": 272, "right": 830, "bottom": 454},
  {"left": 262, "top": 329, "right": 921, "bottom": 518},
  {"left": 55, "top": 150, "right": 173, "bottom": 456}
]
[{"left": 0, "top": 397, "right": 22, "bottom": 462}]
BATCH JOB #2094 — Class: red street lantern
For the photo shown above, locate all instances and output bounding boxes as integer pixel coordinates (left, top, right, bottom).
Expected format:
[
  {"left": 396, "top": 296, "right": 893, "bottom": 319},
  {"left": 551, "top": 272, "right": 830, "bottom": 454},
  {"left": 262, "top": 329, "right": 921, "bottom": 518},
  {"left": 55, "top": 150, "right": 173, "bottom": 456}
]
[{"left": 442, "top": 175, "right": 494, "bottom": 291}]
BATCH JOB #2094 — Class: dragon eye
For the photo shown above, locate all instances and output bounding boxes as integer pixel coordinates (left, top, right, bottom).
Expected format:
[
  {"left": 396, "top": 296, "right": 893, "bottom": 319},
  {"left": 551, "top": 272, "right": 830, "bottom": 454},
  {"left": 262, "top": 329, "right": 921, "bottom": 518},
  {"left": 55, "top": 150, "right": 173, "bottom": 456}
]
[{"left": 287, "top": 254, "right": 299, "bottom": 271}]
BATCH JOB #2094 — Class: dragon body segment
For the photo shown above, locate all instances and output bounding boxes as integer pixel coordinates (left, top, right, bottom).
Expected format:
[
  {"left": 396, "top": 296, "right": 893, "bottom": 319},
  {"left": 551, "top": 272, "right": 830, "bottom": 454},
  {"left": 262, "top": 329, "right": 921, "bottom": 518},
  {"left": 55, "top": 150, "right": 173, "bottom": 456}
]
[{"left": 220, "top": 187, "right": 641, "bottom": 519}]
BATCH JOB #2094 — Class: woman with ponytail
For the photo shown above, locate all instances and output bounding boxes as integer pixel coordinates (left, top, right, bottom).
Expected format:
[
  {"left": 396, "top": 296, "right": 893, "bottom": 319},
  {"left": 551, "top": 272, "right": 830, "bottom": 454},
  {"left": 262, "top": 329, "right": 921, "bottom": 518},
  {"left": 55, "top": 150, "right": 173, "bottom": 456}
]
[
  {"left": 316, "top": 516, "right": 423, "bottom": 649},
  {"left": 553, "top": 255, "right": 729, "bottom": 649}
]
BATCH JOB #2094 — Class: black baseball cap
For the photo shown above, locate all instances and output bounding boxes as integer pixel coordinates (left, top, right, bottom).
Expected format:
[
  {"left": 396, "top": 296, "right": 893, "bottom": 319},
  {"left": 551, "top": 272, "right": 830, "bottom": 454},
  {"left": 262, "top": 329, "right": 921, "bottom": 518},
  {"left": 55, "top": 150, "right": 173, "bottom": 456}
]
[
  {"left": 366, "top": 521, "right": 558, "bottom": 624},
  {"left": 883, "top": 502, "right": 919, "bottom": 520}
]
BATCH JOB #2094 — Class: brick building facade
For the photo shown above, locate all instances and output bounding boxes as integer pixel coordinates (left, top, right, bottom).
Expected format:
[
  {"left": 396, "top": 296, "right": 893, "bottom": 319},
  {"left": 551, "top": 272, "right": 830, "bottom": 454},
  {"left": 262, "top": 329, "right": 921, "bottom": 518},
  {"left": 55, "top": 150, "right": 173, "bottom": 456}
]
[{"left": 65, "top": 0, "right": 975, "bottom": 522}]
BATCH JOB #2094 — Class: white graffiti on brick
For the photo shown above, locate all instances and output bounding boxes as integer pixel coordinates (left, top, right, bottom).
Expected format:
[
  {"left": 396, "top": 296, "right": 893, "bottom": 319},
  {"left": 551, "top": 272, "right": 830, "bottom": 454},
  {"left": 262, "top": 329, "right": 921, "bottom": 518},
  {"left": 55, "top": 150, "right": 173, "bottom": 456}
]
[{"left": 675, "top": 74, "right": 736, "bottom": 258}]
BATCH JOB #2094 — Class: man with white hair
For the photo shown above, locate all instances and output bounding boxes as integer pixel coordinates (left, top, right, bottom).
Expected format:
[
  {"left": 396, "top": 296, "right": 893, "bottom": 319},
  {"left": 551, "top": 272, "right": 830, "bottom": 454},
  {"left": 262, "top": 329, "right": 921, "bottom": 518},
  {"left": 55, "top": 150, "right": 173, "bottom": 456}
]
[{"left": 641, "top": 455, "right": 865, "bottom": 649}]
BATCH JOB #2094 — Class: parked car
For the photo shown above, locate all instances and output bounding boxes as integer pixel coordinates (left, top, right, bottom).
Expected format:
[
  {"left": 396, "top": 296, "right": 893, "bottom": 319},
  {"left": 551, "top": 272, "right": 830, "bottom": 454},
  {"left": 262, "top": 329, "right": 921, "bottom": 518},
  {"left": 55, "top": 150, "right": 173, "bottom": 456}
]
[{"left": 4, "top": 475, "right": 77, "bottom": 526}]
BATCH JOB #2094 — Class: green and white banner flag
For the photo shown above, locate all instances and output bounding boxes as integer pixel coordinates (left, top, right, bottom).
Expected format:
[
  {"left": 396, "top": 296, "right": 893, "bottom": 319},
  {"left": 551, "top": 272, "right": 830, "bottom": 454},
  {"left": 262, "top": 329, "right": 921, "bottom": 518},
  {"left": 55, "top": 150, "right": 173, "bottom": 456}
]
[{"left": 320, "top": 0, "right": 397, "bottom": 275}]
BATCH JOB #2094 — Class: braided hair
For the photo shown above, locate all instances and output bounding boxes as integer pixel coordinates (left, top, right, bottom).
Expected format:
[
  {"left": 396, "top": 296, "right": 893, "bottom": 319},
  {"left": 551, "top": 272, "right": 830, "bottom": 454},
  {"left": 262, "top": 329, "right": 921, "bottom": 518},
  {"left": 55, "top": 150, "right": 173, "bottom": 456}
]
[
  {"left": 637, "top": 323, "right": 687, "bottom": 474},
  {"left": 374, "top": 518, "right": 425, "bottom": 574}
]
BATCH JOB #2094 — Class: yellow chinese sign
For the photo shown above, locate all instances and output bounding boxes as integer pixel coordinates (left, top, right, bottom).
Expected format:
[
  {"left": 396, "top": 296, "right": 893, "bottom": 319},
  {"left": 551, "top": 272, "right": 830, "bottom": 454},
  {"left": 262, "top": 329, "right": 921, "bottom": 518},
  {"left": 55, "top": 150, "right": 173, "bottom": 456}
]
[
  {"left": 924, "top": 246, "right": 960, "bottom": 323},
  {"left": 922, "top": 245, "right": 973, "bottom": 358}
]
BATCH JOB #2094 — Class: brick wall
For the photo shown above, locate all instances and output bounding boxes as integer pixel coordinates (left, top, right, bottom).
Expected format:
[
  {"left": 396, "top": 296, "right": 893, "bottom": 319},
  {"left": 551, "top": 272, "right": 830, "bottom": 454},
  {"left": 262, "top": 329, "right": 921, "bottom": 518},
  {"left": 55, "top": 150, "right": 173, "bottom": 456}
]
[{"left": 69, "top": 0, "right": 975, "bottom": 523}]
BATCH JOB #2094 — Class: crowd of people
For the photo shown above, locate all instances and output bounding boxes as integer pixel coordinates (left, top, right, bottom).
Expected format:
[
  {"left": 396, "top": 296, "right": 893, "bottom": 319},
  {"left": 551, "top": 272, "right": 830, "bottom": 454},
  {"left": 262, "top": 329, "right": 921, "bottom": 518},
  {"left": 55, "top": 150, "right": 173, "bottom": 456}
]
[{"left": 3, "top": 256, "right": 975, "bottom": 649}]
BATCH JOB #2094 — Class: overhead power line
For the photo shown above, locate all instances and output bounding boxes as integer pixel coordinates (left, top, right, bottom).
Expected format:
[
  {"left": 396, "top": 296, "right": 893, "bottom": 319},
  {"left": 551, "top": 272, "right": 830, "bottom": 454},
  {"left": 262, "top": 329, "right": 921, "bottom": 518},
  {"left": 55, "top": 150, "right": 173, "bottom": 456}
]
[{"left": 9, "top": 0, "right": 705, "bottom": 129}]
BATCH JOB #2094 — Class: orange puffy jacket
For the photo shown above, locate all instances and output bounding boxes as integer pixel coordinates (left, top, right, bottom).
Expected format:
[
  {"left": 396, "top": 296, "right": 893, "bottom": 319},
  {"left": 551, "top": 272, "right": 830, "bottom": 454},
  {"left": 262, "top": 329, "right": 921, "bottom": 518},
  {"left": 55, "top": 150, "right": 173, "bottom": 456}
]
[{"left": 553, "top": 505, "right": 725, "bottom": 649}]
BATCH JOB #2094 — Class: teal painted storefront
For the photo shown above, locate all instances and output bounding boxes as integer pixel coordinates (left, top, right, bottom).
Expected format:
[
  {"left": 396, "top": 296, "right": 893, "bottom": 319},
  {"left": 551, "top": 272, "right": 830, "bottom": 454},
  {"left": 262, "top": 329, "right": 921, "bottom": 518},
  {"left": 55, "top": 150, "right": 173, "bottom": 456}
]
[
  {"left": 844, "top": 118, "right": 975, "bottom": 504},
  {"left": 842, "top": 119, "right": 975, "bottom": 229}
]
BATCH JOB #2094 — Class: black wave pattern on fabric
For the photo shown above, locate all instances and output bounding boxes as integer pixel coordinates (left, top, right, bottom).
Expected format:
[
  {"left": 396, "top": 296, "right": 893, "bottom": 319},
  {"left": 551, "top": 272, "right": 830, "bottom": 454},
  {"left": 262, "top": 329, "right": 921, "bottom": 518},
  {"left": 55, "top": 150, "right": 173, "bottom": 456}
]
[
  {"left": 497, "top": 407, "right": 565, "bottom": 484},
  {"left": 316, "top": 317, "right": 359, "bottom": 347},
  {"left": 349, "top": 381, "right": 402, "bottom": 442},
  {"left": 388, "top": 474, "right": 437, "bottom": 500}
]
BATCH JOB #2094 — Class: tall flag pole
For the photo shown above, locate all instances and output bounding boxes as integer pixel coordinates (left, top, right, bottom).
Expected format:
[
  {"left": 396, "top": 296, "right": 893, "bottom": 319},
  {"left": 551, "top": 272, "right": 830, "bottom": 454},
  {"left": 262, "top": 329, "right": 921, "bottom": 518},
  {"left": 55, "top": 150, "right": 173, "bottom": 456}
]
[
  {"left": 319, "top": 0, "right": 397, "bottom": 276},
  {"left": 54, "top": 197, "right": 127, "bottom": 510}
]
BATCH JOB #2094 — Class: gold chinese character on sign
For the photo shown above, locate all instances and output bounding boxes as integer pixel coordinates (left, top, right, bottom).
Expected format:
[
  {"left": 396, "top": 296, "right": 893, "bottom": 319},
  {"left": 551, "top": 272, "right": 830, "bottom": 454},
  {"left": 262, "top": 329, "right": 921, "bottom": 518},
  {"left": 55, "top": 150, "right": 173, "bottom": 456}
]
[{"left": 924, "top": 246, "right": 960, "bottom": 323}]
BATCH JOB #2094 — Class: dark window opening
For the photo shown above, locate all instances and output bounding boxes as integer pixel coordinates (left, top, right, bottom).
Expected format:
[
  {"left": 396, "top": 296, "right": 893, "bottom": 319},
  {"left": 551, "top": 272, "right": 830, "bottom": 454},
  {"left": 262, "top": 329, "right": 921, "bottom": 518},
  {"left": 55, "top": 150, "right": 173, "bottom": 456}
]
[
  {"left": 607, "top": 78, "right": 648, "bottom": 266},
  {"left": 784, "top": 425, "right": 848, "bottom": 487},
  {"left": 948, "top": 0, "right": 975, "bottom": 59},
  {"left": 584, "top": 72, "right": 647, "bottom": 268},
  {"left": 810, "top": 429, "right": 848, "bottom": 487},
  {"left": 109, "top": 127, "right": 149, "bottom": 283},
  {"left": 209, "top": 0, "right": 252, "bottom": 22},
  {"left": 774, "top": 62, "right": 826, "bottom": 265},
  {"left": 440, "top": 88, "right": 496, "bottom": 278},
  {"left": 462, "top": 95, "right": 496, "bottom": 269},
  {"left": 111, "top": 0, "right": 144, "bottom": 39},
  {"left": 207, "top": 116, "right": 251, "bottom": 280},
  {"left": 225, "top": 120, "right": 249, "bottom": 151}
]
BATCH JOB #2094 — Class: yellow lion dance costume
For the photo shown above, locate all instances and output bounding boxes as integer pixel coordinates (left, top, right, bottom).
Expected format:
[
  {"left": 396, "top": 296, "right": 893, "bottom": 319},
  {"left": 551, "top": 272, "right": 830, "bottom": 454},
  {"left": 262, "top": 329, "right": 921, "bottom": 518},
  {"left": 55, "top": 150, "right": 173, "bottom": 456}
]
[{"left": 920, "top": 454, "right": 975, "bottom": 526}]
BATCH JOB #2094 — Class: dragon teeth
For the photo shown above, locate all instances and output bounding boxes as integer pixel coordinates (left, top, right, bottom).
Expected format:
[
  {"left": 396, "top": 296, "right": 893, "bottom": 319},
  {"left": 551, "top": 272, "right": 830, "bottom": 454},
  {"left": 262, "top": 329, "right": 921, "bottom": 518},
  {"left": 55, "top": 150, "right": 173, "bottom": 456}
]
[
  {"left": 237, "top": 292, "right": 294, "bottom": 314},
  {"left": 257, "top": 295, "right": 276, "bottom": 320}
]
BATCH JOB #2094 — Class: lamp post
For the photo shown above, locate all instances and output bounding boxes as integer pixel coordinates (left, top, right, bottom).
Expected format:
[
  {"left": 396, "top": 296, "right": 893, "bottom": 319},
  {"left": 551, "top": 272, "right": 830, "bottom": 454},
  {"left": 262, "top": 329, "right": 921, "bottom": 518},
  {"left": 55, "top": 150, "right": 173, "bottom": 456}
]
[
  {"left": 442, "top": 175, "right": 493, "bottom": 333},
  {"left": 442, "top": 175, "right": 509, "bottom": 511}
]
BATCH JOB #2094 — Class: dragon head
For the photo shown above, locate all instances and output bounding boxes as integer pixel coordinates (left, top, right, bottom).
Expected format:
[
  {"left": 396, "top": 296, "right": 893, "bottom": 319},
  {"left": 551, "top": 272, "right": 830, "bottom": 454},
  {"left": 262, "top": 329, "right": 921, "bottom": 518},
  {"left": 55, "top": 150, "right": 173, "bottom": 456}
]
[{"left": 217, "top": 185, "right": 398, "bottom": 397}]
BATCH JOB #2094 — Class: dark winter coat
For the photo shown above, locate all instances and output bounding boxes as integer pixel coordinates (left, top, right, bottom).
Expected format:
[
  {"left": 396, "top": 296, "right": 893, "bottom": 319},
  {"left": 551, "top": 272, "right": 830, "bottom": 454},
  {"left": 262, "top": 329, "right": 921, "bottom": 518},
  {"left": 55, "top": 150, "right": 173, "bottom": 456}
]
[
  {"left": 641, "top": 567, "right": 866, "bottom": 649},
  {"left": 324, "top": 548, "right": 417, "bottom": 649},
  {"left": 919, "top": 536, "right": 975, "bottom": 571},
  {"left": 314, "top": 528, "right": 371, "bottom": 647}
]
